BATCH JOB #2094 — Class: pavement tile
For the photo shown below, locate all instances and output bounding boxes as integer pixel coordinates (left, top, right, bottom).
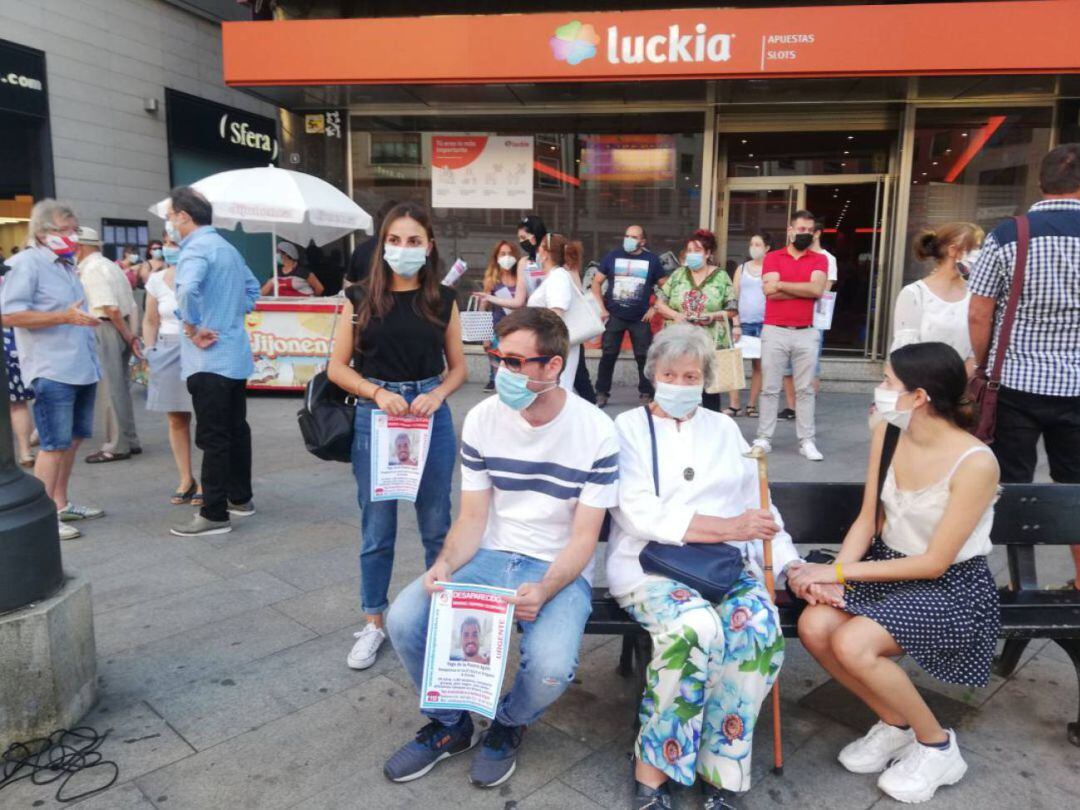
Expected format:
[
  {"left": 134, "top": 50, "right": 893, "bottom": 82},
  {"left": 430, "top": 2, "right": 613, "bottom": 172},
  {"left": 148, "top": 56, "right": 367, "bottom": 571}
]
[
  {"left": 799, "top": 675, "right": 978, "bottom": 734},
  {"left": 955, "top": 651, "right": 1080, "bottom": 797},
  {"left": 98, "top": 606, "right": 317, "bottom": 706},
  {"left": 148, "top": 623, "right": 396, "bottom": 750},
  {"left": 516, "top": 779, "right": 606, "bottom": 809},
  {"left": 94, "top": 571, "right": 302, "bottom": 656},
  {"left": 261, "top": 543, "right": 359, "bottom": 592},
  {"left": 89, "top": 556, "right": 223, "bottom": 615},
  {"left": 272, "top": 580, "right": 362, "bottom": 635}
]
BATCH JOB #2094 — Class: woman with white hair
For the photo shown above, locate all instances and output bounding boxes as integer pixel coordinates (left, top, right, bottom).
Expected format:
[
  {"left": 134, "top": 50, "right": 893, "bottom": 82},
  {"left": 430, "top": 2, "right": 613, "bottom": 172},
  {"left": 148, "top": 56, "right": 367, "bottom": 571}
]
[{"left": 607, "top": 324, "right": 804, "bottom": 810}]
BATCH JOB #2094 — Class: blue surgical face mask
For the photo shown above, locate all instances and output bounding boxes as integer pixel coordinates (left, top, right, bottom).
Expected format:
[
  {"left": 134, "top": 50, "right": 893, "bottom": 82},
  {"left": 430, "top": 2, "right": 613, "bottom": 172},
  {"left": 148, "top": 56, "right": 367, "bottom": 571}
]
[
  {"left": 653, "top": 381, "right": 703, "bottom": 419},
  {"left": 494, "top": 366, "right": 555, "bottom": 411},
  {"left": 384, "top": 244, "right": 427, "bottom": 278},
  {"left": 150, "top": 248, "right": 163, "bottom": 260},
  {"left": 685, "top": 251, "right": 705, "bottom": 270},
  {"left": 164, "top": 219, "right": 180, "bottom": 243},
  {"left": 162, "top": 245, "right": 180, "bottom": 265},
  {"left": 623, "top": 236, "right": 640, "bottom": 253}
]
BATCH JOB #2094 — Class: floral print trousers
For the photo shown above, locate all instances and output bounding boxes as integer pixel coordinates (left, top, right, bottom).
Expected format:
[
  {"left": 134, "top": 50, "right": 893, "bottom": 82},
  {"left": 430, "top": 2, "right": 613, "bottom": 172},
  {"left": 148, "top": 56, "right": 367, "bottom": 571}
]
[{"left": 618, "top": 571, "right": 784, "bottom": 792}]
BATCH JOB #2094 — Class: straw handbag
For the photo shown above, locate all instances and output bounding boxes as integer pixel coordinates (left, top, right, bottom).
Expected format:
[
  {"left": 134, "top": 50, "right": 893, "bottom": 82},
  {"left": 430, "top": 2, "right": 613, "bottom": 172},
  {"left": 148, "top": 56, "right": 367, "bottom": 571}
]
[{"left": 706, "top": 314, "right": 746, "bottom": 394}]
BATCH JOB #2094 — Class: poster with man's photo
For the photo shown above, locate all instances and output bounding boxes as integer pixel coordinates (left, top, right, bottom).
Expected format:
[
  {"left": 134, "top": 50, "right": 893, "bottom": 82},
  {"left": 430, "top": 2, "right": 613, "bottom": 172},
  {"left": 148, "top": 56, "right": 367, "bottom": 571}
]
[
  {"left": 420, "top": 583, "right": 516, "bottom": 719},
  {"left": 370, "top": 411, "right": 432, "bottom": 502}
]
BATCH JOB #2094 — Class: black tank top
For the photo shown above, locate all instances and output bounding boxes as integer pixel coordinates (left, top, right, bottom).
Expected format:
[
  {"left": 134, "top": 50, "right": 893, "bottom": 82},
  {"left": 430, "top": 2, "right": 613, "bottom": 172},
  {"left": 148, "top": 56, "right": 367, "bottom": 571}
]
[{"left": 349, "top": 285, "right": 456, "bottom": 382}]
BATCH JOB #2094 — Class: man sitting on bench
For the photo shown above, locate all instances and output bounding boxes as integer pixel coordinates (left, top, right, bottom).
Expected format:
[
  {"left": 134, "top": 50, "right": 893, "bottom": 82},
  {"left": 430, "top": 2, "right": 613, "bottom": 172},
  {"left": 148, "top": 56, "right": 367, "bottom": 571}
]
[{"left": 384, "top": 308, "right": 619, "bottom": 789}]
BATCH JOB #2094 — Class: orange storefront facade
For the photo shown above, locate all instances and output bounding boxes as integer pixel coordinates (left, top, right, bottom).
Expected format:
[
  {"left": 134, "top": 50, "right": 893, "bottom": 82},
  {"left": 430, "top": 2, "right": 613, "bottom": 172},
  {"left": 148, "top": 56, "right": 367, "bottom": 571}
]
[{"left": 222, "top": 1, "right": 1080, "bottom": 363}]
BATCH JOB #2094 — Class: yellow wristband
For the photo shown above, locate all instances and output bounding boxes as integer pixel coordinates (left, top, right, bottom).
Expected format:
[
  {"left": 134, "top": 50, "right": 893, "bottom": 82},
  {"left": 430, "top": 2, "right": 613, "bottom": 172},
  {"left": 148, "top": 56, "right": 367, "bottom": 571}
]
[{"left": 835, "top": 563, "right": 846, "bottom": 585}]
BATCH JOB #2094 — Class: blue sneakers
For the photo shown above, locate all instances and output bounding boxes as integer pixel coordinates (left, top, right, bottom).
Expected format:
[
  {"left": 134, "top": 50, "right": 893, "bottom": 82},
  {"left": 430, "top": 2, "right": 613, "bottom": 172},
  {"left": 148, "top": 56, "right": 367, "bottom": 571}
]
[
  {"left": 384, "top": 715, "right": 476, "bottom": 782},
  {"left": 468, "top": 720, "right": 524, "bottom": 788}
]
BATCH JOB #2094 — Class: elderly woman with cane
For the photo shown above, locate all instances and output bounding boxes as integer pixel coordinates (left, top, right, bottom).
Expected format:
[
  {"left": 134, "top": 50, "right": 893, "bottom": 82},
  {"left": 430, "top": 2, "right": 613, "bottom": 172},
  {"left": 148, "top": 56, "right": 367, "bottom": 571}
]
[{"left": 606, "top": 324, "right": 806, "bottom": 810}]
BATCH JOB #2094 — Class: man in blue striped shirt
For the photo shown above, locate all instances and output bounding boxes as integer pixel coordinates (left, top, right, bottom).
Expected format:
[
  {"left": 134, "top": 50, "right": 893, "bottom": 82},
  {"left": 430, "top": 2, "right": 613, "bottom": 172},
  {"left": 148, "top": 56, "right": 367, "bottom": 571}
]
[
  {"left": 969, "top": 143, "right": 1080, "bottom": 587},
  {"left": 383, "top": 308, "right": 619, "bottom": 790},
  {"left": 166, "top": 186, "right": 260, "bottom": 538}
]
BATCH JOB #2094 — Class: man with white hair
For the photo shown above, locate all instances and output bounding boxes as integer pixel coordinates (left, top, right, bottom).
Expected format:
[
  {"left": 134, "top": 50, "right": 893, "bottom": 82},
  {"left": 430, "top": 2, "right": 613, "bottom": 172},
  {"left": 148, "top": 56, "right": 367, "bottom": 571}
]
[
  {"left": 0, "top": 200, "right": 103, "bottom": 541},
  {"left": 76, "top": 226, "right": 143, "bottom": 463}
]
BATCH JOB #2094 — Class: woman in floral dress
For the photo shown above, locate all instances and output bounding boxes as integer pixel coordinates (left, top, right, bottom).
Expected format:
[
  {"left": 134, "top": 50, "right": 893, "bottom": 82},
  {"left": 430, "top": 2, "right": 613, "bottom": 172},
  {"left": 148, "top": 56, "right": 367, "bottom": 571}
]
[
  {"left": 606, "top": 325, "right": 804, "bottom": 810},
  {"left": 2, "top": 271, "right": 35, "bottom": 466},
  {"left": 655, "top": 229, "right": 741, "bottom": 414}
]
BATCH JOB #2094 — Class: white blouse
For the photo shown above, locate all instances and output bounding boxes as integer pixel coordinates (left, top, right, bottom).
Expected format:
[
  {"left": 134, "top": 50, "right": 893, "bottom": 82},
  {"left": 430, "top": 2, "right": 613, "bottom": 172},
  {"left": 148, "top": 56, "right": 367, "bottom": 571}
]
[
  {"left": 145, "top": 270, "right": 181, "bottom": 336},
  {"left": 605, "top": 406, "right": 802, "bottom": 598},
  {"left": 881, "top": 445, "right": 996, "bottom": 562},
  {"left": 890, "top": 280, "right": 973, "bottom": 359}
]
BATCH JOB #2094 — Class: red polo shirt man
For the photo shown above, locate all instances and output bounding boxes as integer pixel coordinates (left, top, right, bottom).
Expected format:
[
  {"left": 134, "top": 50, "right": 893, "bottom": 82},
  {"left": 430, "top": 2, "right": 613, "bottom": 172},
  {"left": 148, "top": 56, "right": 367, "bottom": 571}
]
[{"left": 754, "top": 210, "right": 828, "bottom": 460}]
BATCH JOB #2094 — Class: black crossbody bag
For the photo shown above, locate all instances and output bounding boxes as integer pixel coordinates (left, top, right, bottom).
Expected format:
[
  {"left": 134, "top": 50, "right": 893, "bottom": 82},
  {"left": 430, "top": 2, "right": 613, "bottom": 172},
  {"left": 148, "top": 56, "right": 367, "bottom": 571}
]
[
  {"left": 297, "top": 294, "right": 356, "bottom": 463},
  {"left": 637, "top": 406, "right": 744, "bottom": 602}
]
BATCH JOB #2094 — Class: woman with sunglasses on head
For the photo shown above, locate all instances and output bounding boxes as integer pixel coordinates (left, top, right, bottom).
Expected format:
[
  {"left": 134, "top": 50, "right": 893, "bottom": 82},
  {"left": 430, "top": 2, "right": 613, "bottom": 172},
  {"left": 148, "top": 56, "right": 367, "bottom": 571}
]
[
  {"left": 473, "top": 215, "right": 548, "bottom": 314},
  {"left": 328, "top": 202, "right": 467, "bottom": 672},
  {"left": 525, "top": 233, "right": 586, "bottom": 393},
  {"left": 790, "top": 342, "right": 999, "bottom": 804}
]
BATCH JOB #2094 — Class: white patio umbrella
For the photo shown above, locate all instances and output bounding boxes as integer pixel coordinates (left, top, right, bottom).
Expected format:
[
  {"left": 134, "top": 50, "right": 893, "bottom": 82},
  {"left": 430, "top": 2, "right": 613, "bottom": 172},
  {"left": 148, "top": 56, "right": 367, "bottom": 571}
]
[{"left": 150, "top": 165, "right": 372, "bottom": 295}]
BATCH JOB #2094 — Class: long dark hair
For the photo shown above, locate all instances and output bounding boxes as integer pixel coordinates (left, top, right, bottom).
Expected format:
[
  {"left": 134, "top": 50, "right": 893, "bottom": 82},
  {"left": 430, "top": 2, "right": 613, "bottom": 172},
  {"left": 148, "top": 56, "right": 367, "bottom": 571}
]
[
  {"left": 349, "top": 202, "right": 444, "bottom": 337},
  {"left": 518, "top": 215, "right": 547, "bottom": 260},
  {"left": 889, "top": 342, "right": 974, "bottom": 428}
]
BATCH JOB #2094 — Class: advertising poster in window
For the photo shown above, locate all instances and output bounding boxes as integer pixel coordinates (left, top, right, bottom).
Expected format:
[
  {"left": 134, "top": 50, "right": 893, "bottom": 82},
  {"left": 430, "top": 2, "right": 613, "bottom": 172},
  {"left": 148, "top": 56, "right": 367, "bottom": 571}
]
[
  {"left": 420, "top": 583, "right": 516, "bottom": 719},
  {"left": 579, "top": 134, "right": 676, "bottom": 186},
  {"left": 370, "top": 411, "right": 432, "bottom": 502},
  {"left": 431, "top": 135, "right": 534, "bottom": 209}
]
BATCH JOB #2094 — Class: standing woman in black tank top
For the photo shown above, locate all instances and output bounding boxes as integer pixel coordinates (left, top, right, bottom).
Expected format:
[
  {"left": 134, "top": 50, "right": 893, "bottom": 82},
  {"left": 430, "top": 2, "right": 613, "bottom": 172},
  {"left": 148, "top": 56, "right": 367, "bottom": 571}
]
[{"left": 328, "top": 202, "right": 466, "bottom": 671}]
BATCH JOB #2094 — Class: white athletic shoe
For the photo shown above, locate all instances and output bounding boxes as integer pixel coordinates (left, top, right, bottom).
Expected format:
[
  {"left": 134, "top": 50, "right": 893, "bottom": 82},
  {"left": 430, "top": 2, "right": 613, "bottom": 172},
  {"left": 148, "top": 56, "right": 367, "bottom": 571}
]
[
  {"left": 58, "top": 520, "right": 82, "bottom": 541},
  {"left": 347, "top": 622, "right": 386, "bottom": 670},
  {"left": 799, "top": 440, "right": 824, "bottom": 461},
  {"left": 838, "top": 720, "right": 916, "bottom": 774},
  {"left": 751, "top": 438, "right": 772, "bottom": 454},
  {"left": 877, "top": 730, "right": 967, "bottom": 804}
]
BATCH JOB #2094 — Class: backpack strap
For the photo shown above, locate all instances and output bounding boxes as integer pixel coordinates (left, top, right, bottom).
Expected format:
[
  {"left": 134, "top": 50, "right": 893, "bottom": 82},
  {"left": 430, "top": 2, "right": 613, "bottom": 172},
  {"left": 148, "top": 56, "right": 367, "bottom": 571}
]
[{"left": 875, "top": 424, "right": 901, "bottom": 535}]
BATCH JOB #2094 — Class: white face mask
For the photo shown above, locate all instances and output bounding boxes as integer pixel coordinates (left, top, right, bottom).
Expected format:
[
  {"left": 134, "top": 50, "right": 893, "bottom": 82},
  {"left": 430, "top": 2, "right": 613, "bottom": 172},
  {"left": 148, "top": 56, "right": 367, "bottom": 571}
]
[
  {"left": 749, "top": 245, "right": 766, "bottom": 261},
  {"left": 497, "top": 254, "right": 517, "bottom": 271},
  {"left": 873, "top": 386, "right": 913, "bottom": 431}
]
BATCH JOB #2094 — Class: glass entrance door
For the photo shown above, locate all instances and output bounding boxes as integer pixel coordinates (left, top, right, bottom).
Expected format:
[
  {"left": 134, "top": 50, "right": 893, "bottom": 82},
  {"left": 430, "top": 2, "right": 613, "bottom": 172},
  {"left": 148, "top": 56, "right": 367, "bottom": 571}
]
[{"left": 720, "top": 175, "right": 888, "bottom": 358}]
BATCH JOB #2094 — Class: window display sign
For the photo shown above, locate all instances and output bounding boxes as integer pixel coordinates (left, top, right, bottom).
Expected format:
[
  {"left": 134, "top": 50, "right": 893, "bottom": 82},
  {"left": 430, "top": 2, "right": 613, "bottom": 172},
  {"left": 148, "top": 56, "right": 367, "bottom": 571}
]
[
  {"left": 580, "top": 135, "right": 675, "bottom": 184},
  {"left": 431, "top": 135, "right": 534, "bottom": 210}
]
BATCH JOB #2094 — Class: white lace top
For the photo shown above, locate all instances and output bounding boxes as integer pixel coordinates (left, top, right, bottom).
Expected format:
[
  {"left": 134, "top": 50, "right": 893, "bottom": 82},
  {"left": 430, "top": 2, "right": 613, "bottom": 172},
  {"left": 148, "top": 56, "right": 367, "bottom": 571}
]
[
  {"left": 881, "top": 445, "right": 996, "bottom": 562},
  {"left": 890, "top": 280, "right": 973, "bottom": 359}
]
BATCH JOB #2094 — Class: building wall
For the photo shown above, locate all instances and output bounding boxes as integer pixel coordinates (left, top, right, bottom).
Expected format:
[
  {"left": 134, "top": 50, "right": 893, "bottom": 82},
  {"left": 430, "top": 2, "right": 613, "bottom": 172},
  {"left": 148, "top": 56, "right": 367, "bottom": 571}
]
[{"left": 0, "top": 0, "right": 274, "bottom": 229}]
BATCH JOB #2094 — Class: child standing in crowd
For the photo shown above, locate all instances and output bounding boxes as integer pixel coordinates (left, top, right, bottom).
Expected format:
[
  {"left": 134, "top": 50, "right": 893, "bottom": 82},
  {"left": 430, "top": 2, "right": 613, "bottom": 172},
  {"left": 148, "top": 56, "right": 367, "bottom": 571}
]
[
  {"left": 791, "top": 342, "right": 1000, "bottom": 804},
  {"left": 328, "top": 202, "right": 467, "bottom": 672}
]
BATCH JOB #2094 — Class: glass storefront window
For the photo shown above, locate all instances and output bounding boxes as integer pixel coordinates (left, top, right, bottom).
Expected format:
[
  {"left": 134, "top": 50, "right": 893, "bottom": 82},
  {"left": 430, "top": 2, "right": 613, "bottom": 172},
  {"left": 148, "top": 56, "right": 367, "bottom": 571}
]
[
  {"left": 349, "top": 113, "right": 704, "bottom": 297},
  {"left": 902, "top": 106, "right": 1053, "bottom": 284},
  {"left": 726, "top": 130, "right": 892, "bottom": 177}
]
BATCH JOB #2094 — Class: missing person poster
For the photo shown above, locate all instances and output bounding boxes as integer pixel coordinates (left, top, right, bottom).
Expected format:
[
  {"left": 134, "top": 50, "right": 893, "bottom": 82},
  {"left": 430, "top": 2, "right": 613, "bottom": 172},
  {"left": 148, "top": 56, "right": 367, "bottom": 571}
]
[
  {"left": 420, "top": 583, "right": 516, "bottom": 719},
  {"left": 370, "top": 411, "right": 432, "bottom": 502}
]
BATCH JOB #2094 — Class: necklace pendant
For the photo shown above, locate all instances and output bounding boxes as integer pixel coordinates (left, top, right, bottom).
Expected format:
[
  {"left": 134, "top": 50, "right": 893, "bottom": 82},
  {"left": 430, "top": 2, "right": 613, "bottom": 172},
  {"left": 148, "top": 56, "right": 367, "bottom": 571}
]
[{"left": 683, "top": 467, "right": 695, "bottom": 481}]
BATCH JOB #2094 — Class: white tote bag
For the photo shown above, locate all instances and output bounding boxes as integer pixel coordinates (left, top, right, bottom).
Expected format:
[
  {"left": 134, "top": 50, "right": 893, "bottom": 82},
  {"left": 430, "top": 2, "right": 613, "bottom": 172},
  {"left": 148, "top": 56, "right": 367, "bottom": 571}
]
[
  {"left": 562, "top": 282, "right": 605, "bottom": 345},
  {"left": 459, "top": 297, "right": 495, "bottom": 343}
]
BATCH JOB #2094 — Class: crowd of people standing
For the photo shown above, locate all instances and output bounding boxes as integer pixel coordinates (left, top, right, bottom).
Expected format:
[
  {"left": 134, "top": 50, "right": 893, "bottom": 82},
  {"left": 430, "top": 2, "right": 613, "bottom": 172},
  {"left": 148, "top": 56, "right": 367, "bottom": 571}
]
[{"left": 2, "top": 143, "right": 1079, "bottom": 807}]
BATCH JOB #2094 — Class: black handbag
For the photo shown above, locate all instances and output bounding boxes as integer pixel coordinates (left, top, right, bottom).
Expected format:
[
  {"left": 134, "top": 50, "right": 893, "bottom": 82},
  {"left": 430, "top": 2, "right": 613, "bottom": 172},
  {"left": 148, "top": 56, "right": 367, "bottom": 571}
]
[
  {"left": 637, "top": 406, "right": 744, "bottom": 603},
  {"left": 297, "top": 296, "right": 356, "bottom": 463}
]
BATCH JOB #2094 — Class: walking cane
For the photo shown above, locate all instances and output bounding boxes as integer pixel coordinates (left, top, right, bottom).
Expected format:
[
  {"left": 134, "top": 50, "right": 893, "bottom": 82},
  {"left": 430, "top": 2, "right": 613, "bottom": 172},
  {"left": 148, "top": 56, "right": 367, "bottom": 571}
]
[{"left": 744, "top": 444, "right": 783, "bottom": 775}]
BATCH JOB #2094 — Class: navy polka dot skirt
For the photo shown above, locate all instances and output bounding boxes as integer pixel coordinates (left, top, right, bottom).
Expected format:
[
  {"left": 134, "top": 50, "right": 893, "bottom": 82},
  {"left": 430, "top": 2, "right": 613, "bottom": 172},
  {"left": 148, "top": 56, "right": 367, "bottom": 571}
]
[
  {"left": 843, "top": 538, "right": 1000, "bottom": 687},
  {"left": 4, "top": 328, "right": 33, "bottom": 402}
]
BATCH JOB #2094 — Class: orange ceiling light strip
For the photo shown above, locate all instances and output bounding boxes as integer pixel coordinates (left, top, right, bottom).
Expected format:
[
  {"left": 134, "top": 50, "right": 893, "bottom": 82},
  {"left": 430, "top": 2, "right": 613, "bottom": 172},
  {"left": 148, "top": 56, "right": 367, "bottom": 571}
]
[
  {"left": 943, "top": 115, "right": 1007, "bottom": 183},
  {"left": 533, "top": 161, "right": 581, "bottom": 187}
]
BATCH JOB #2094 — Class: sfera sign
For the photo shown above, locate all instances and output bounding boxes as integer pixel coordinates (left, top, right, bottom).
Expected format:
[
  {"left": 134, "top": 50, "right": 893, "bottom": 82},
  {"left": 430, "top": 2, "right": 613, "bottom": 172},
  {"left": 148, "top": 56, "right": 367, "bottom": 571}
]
[
  {"left": 166, "top": 88, "right": 277, "bottom": 165},
  {"left": 219, "top": 114, "right": 279, "bottom": 159}
]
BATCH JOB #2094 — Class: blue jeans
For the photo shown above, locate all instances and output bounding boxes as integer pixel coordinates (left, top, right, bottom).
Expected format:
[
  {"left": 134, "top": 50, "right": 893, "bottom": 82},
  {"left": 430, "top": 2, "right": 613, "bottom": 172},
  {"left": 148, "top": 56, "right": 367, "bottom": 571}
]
[
  {"left": 386, "top": 548, "right": 593, "bottom": 728},
  {"left": 352, "top": 376, "right": 455, "bottom": 615},
  {"left": 31, "top": 378, "right": 97, "bottom": 451}
]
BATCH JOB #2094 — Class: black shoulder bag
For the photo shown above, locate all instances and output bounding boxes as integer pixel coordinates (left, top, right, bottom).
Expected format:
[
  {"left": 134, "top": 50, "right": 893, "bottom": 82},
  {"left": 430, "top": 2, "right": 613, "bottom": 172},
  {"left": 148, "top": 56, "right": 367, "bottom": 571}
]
[
  {"left": 637, "top": 406, "right": 744, "bottom": 602},
  {"left": 874, "top": 423, "right": 902, "bottom": 540},
  {"left": 297, "top": 293, "right": 357, "bottom": 463}
]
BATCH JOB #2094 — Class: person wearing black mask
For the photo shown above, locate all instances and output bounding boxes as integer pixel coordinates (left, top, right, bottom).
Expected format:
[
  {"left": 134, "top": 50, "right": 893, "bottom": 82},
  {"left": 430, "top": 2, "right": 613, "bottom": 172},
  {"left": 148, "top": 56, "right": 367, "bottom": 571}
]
[{"left": 484, "top": 215, "right": 549, "bottom": 312}]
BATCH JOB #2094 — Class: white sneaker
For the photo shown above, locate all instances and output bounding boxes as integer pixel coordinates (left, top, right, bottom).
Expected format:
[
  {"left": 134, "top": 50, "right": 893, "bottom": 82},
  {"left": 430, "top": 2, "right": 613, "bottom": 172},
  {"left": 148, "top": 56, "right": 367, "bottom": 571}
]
[
  {"left": 752, "top": 438, "right": 772, "bottom": 454},
  {"left": 347, "top": 622, "right": 386, "bottom": 670},
  {"left": 877, "top": 730, "right": 967, "bottom": 804},
  {"left": 799, "top": 440, "right": 824, "bottom": 461},
  {"left": 839, "top": 720, "right": 916, "bottom": 774},
  {"left": 58, "top": 520, "right": 82, "bottom": 541}
]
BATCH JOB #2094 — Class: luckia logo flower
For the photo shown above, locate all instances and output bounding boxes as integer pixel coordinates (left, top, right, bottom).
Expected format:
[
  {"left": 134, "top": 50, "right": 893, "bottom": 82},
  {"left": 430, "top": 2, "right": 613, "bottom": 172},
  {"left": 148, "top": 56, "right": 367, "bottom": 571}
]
[{"left": 549, "top": 21, "right": 600, "bottom": 66}]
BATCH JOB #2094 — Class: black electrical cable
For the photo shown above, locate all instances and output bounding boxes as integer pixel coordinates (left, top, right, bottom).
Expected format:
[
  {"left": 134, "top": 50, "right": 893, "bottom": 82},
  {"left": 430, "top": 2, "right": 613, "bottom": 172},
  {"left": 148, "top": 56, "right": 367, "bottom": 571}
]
[{"left": 0, "top": 726, "right": 119, "bottom": 803}]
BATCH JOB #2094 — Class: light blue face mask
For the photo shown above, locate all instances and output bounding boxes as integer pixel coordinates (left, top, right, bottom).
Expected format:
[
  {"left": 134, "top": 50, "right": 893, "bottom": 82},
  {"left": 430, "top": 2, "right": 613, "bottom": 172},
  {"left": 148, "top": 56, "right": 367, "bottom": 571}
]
[
  {"left": 384, "top": 244, "right": 427, "bottom": 278},
  {"left": 150, "top": 248, "right": 163, "bottom": 260},
  {"left": 653, "top": 381, "right": 703, "bottom": 419},
  {"left": 164, "top": 219, "right": 180, "bottom": 243},
  {"left": 494, "top": 366, "right": 555, "bottom": 411},
  {"left": 623, "top": 236, "right": 640, "bottom": 253},
  {"left": 162, "top": 246, "right": 180, "bottom": 265},
  {"left": 685, "top": 251, "right": 705, "bottom": 270}
]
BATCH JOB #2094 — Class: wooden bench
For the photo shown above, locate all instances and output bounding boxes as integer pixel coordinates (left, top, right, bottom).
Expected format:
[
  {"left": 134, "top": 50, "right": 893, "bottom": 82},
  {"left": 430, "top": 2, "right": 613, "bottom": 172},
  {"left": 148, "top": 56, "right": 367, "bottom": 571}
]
[{"left": 587, "top": 482, "right": 1080, "bottom": 746}]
